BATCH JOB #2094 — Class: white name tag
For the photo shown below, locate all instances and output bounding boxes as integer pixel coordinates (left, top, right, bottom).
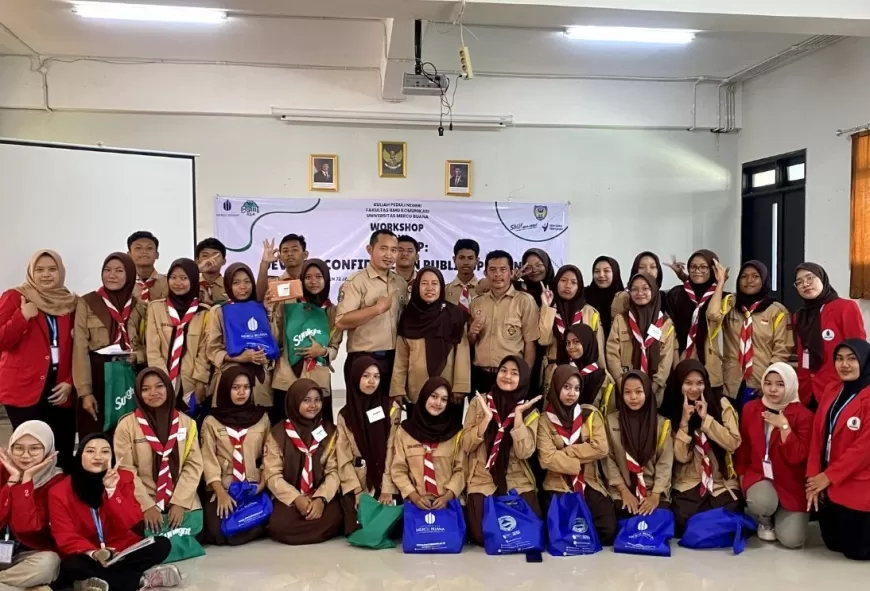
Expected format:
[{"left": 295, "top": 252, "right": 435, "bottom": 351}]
[
  {"left": 0, "top": 541, "right": 14, "bottom": 565},
  {"left": 50, "top": 346, "right": 60, "bottom": 365},
  {"left": 762, "top": 458, "right": 774, "bottom": 480},
  {"left": 277, "top": 283, "right": 291, "bottom": 297},
  {"left": 646, "top": 325, "right": 662, "bottom": 341},
  {"left": 802, "top": 350, "right": 810, "bottom": 370},
  {"left": 177, "top": 427, "right": 187, "bottom": 442},
  {"left": 366, "top": 407, "right": 386, "bottom": 423},
  {"left": 311, "top": 425, "right": 328, "bottom": 442}
]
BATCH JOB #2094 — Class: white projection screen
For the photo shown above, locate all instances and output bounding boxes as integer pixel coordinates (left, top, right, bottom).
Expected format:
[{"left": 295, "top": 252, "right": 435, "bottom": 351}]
[{"left": 0, "top": 139, "right": 196, "bottom": 294}]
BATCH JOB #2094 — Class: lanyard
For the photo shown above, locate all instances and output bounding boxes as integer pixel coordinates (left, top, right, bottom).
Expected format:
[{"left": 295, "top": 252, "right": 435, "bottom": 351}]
[
  {"left": 90, "top": 508, "right": 105, "bottom": 549},
  {"left": 763, "top": 422, "right": 774, "bottom": 460},
  {"left": 826, "top": 389, "right": 858, "bottom": 461},
  {"left": 46, "top": 315, "right": 58, "bottom": 347}
]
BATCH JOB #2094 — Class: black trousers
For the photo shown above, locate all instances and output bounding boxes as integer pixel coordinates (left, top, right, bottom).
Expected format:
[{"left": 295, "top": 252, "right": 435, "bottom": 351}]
[
  {"left": 4, "top": 365, "right": 76, "bottom": 474},
  {"left": 819, "top": 500, "right": 870, "bottom": 561},
  {"left": 670, "top": 485, "right": 742, "bottom": 536},
  {"left": 59, "top": 536, "right": 171, "bottom": 591},
  {"left": 344, "top": 350, "right": 395, "bottom": 397}
]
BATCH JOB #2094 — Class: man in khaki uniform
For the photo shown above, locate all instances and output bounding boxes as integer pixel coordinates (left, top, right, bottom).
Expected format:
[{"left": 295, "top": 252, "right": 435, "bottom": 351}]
[
  {"left": 396, "top": 234, "right": 419, "bottom": 288},
  {"left": 445, "top": 238, "right": 481, "bottom": 313},
  {"left": 335, "top": 230, "right": 408, "bottom": 392},
  {"left": 255, "top": 233, "right": 309, "bottom": 301},
  {"left": 127, "top": 230, "right": 168, "bottom": 304},
  {"left": 467, "top": 250, "right": 539, "bottom": 396},
  {"left": 196, "top": 238, "right": 228, "bottom": 305}
]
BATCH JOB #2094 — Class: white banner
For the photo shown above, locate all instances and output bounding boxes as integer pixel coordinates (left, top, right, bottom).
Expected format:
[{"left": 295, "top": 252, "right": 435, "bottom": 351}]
[{"left": 214, "top": 197, "right": 569, "bottom": 301}]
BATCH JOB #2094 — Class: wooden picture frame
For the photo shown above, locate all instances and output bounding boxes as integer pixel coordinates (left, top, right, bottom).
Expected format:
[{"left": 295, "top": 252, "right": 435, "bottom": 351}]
[
  {"left": 309, "top": 154, "right": 338, "bottom": 192},
  {"left": 446, "top": 160, "right": 472, "bottom": 196},
  {"left": 379, "top": 141, "right": 407, "bottom": 178}
]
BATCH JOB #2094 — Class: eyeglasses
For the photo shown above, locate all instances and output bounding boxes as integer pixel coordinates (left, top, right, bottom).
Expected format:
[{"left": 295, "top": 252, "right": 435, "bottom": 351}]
[
  {"left": 794, "top": 274, "right": 818, "bottom": 288},
  {"left": 688, "top": 265, "right": 709, "bottom": 273},
  {"left": 629, "top": 286, "right": 652, "bottom": 295},
  {"left": 11, "top": 445, "right": 44, "bottom": 457}
]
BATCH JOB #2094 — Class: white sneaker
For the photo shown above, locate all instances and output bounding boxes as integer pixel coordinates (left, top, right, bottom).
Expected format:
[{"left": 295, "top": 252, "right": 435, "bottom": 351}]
[{"left": 757, "top": 523, "right": 776, "bottom": 542}]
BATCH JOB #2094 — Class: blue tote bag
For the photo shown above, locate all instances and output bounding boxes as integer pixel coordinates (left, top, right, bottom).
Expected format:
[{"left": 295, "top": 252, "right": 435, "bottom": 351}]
[
  {"left": 482, "top": 490, "right": 544, "bottom": 555},
  {"left": 546, "top": 492, "right": 602, "bottom": 556},
  {"left": 222, "top": 301, "right": 279, "bottom": 360},
  {"left": 613, "top": 509, "right": 675, "bottom": 557},
  {"left": 220, "top": 481, "right": 273, "bottom": 538},
  {"left": 678, "top": 508, "right": 757, "bottom": 555},
  {"left": 402, "top": 499, "right": 466, "bottom": 554}
]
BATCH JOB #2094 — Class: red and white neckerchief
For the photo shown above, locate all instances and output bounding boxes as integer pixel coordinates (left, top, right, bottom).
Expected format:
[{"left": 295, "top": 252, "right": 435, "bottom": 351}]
[
  {"left": 625, "top": 452, "right": 648, "bottom": 500},
  {"left": 422, "top": 442, "right": 439, "bottom": 495},
  {"left": 299, "top": 297, "right": 333, "bottom": 373},
  {"left": 682, "top": 282, "right": 717, "bottom": 358},
  {"left": 97, "top": 287, "right": 132, "bottom": 350},
  {"left": 738, "top": 301, "right": 762, "bottom": 381},
  {"left": 135, "top": 409, "right": 180, "bottom": 510},
  {"left": 484, "top": 394, "right": 518, "bottom": 471},
  {"left": 458, "top": 284, "right": 471, "bottom": 312},
  {"left": 545, "top": 403, "right": 586, "bottom": 493},
  {"left": 225, "top": 427, "right": 248, "bottom": 483},
  {"left": 167, "top": 299, "right": 199, "bottom": 384},
  {"left": 285, "top": 419, "right": 321, "bottom": 494},
  {"left": 628, "top": 310, "right": 666, "bottom": 374},
  {"left": 554, "top": 310, "right": 583, "bottom": 336},
  {"left": 694, "top": 431, "right": 714, "bottom": 496},
  {"left": 136, "top": 275, "right": 157, "bottom": 303}
]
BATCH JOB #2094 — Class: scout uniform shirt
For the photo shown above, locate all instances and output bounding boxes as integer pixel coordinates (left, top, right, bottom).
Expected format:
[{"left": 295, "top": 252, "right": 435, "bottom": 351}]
[
  {"left": 144, "top": 300, "right": 211, "bottom": 396},
  {"left": 713, "top": 295, "right": 793, "bottom": 398},
  {"left": 605, "top": 313, "right": 677, "bottom": 407},
  {"left": 468, "top": 285, "right": 540, "bottom": 369},
  {"left": 270, "top": 303, "right": 343, "bottom": 393},
  {"left": 537, "top": 404, "right": 609, "bottom": 497},
  {"left": 200, "top": 274, "right": 227, "bottom": 306},
  {"left": 538, "top": 303, "right": 606, "bottom": 394},
  {"left": 263, "top": 424, "right": 341, "bottom": 507},
  {"left": 201, "top": 414, "right": 271, "bottom": 490},
  {"left": 673, "top": 397, "right": 741, "bottom": 499},
  {"left": 335, "top": 406, "right": 401, "bottom": 495},
  {"left": 335, "top": 265, "right": 408, "bottom": 354},
  {"left": 677, "top": 304, "right": 728, "bottom": 389},
  {"left": 132, "top": 271, "right": 169, "bottom": 303},
  {"left": 389, "top": 427, "right": 465, "bottom": 500},
  {"left": 445, "top": 275, "right": 480, "bottom": 311},
  {"left": 390, "top": 331, "right": 472, "bottom": 402},
  {"left": 113, "top": 411, "right": 204, "bottom": 512},
  {"left": 604, "top": 413, "right": 674, "bottom": 502}
]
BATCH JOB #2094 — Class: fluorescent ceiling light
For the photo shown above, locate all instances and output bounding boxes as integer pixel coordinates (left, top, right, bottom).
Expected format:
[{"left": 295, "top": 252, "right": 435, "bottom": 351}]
[
  {"left": 72, "top": 2, "right": 227, "bottom": 23},
  {"left": 565, "top": 26, "right": 696, "bottom": 44}
]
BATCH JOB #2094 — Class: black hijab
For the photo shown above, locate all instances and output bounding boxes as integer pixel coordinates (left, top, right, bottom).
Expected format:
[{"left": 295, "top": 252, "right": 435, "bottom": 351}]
[
  {"left": 824, "top": 341, "right": 870, "bottom": 457},
  {"left": 549, "top": 265, "right": 587, "bottom": 351},
  {"left": 626, "top": 273, "right": 666, "bottom": 375},
  {"left": 209, "top": 365, "right": 267, "bottom": 429},
  {"left": 735, "top": 260, "right": 775, "bottom": 314},
  {"left": 223, "top": 263, "right": 257, "bottom": 303},
  {"left": 631, "top": 251, "right": 663, "bottom": 288},
  {"left": 134, "top": 367, "right": 180, "bottom": 485},
  {"left": 401, "top": 377, "right": 463, "bottom": 444},
  {"left": 562, "top": 324, "right": 606, "bottom": 404},
  {"left": 545, "top": 364, "right": 584, "bottom": 431},
  {"left": 795, "top": 263, "right": 839, "bottom": 372},
  {"left": 667, "top": 250, "right": 720, "bottom": 362},
  {"left": 616, "top": 371, "right": 658, "bottom": 469},
  {"left": 585, "top": 256, "right": 624, "bottom": 335},
  {"left": 519, "top": 249, "right": 555, "bottom": 307},
  {"left": 71, "top": 432, "right": 112, "bottom": 509},
  {"left": 397, "top": 267, "right": 468, "bottom": 378},
  {"left": 301, "top": 258, "right": 332, "bottom": 308},
  {"left": 484, "top": 355, "right": 531, "bottom": 495},
  {"left": 167, "top": 258, "right": 201, "bottom": 312}
]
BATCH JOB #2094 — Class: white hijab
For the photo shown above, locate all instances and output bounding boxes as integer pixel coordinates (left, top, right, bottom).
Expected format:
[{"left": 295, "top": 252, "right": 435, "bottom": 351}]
[
  {"left": 761, "top": 362, "right": 799, "bottom": 411},
  {"left": 8, "top": 420, "right": 63, "bottom": 488}
]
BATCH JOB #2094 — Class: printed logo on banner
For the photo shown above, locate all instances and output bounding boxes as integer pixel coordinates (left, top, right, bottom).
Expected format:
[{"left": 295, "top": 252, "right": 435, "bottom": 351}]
[
  {"left": 223, "top": 200, "right": 232, "bottom": 212},
  {"left": 241, "top": 201, "right": 260, "bottom": 216},
  {"left": 533, "top": 205, "right": 548, "bottom": 221}
]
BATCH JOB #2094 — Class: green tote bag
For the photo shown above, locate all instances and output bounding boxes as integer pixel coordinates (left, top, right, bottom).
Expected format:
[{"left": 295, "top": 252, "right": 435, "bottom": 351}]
[
  {"left": 144, "top": 509, "right": 206, "bottom": 563},
  {"left": 102, "top": 360, "right": 136, "bottom": 431},
  {"left": 283, "top": 302, "right": 331, "bottom": 366},
  {"left": 346, "top": 494, "right": 403, "bottom": 550}
]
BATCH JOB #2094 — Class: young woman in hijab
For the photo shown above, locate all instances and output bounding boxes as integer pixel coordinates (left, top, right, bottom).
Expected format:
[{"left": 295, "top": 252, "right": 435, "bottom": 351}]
[
  {"left": 206, "top": 262, "right": 274, "bottom": 409},
  {"left": 562, "top": 324, "right": 616, "bottom": 417},
  {"left": 49, "top": 433, "right": 179, "bottom": 591},
  {"left": 145, "top": 258, "right": 211, "bottom": 411},
  {"left": 806, "top": 339, "right": 870, "bottom": 560},
  {"left": 711, "top": 261, "right": 793, "bottom": 407},
  {"left": 335, "top": 356, "right": 400, "bottom": 533},
  {"left": 271, "top": 258, "right": 343, "bottom": 425},
  {"left": 113, "top": 368, "right": 203, "bottom": 533},
  {"left": 610, "top": 251, "right": 668, "bottom": 318},
  {"left": 606, "top": 273, "right": 676, "bottom": 407},
  {"left": 0, "top": 250, "right": 78, "bottom": 472},
  {"left": 668, "top": 359, "right": 742, "bottom": 535},
  {"left": 538, "top": 365, "right": 616, "bottom": 544},
  {"left": 391, "top": 267, "right": 470, "bottom": 404},
  {"left": 604, "top": 371, "right": 674, "bottom": 519},
  {"left": 539, "top": 265, "right": 606, "bottom": 397},
  {"left": 200, "top": 366, "right": 271, "bottom": 545},
  {"left": 585, "top": 256, "right": 624, "bottom": 337},
  {"left": 264, "top": 379, "right": 344, "bottom": 545},
  {"left": 391, "top": 377, "right": 465, "bottom": 510},
  {"left": 735, "top": 363, "right": 812, "bottom": 548},
  {"left": 462, "top": 355, "right": 542, "bottom": 546},
  {"left": 0, "top": 421, "right": 63, "bottom": 590},
  {"left": 666, "top": 250, "right": 729, "bottom": 394},
  {"left": 793, "top": 263, "right": 866, "bottom": 408},
  {"left": 73, "top": 253, "right": 144, "bottom": 438},
  {"left": 516, "top": 248, "right": 555, "bottom": 391}
]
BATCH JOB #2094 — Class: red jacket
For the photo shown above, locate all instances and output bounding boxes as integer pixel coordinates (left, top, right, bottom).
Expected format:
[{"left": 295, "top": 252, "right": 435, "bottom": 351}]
[
  {"left": 48, "top": 469, "right": 144, "bottom": 558},
  {"left": 795, "top": 298, "right": 866, "bottom": 407},
  {"left": 0, "top": 468, "right": 64, "bottom": 552},
  {"left": 735, "top": 399, "right": 813, "bottom": 512},
  {"left": 0, "top": 290, "right": 75, "bottom": 408},
  {"left": 807, "top": 381, "right": 870, "bottom": 511}
]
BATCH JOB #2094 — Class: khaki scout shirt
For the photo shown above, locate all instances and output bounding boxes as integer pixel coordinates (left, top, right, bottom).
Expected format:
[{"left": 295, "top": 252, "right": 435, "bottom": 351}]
[
  {"left": 133, "top": 272, "right": 169, "bottom": 303},
  {"left": 200, "top": 274, "right": 227, "bottom": 306},
  {"left": 389, "top": 427, "right": 465, "bottom": 500},
  {"left": 605, "top": 413, "right": 674, "bottom": 501},
  {"left": 264, "top": 426, "right": 340, "bottom": 507},
  {"left": 390, "top": 333, "right": 472, "bottom": 402},
  {"left": 537, "top": 404, "right": 609, "bottom": 497},
  {"left": 335, "top": 265, "right": 408, "bottom": 353},
  {"left": 200, "top": 414, "right": 270, "bottom": 490},
  {"left": 468, "top": 286, "right": 540, "bottom": 368},
  {"left": 145, "top": 300, "right": 211, "bottom": 395},
  {"left": 445, "top": 276, "right": 480, "bottom": 308},
  {"left": 605, "top": 313, "right": 677, "bottom": 407},
  {"left": 673, "top": 397, "right": 741, "bottom": 498},
  {"left": 335, "top": 408, "right": 400, "bottom": 495}
]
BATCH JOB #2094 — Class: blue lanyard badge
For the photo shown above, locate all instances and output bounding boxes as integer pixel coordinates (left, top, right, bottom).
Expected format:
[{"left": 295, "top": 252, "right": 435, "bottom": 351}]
[
  {"left": 90, "top": 508, "right": 105, "bottom": 549},
  {"left": 46, "top": 315, "right": 60, "bottom": 366},
  {"left": 826, "top": 391, "right": 858, "bottom": 462}
]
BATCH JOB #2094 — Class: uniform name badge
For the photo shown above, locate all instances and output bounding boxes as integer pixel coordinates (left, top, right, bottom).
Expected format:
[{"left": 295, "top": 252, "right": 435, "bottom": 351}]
[
  {"left": 802, "top": 350, "right": 810, "bottom": 370},
  {"left": 646, "top": 324, "right": 662, "bottom": 341},
  {"left": 177, "top": 427, "right": 187, "bottom": 443},
  {"left": 762, "top": 457, "right": 774, "bottom": 480},
  {"left": 50, "top": 346, "right": 60, "bottom": 365},
  {"left": 311, "top": 425, "right": 328, "bottom": 442},
  {"left": 366, "top": 406, "right": 386, "bottom": 423}
]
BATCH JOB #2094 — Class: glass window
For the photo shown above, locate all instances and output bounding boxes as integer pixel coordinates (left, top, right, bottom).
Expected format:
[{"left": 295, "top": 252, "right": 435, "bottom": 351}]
[
  {"left": 751, "top": 169, "right": 776, "bottom": 188},
  {"left": 787, "top": 163, "right": 805, "bottom": 181}
]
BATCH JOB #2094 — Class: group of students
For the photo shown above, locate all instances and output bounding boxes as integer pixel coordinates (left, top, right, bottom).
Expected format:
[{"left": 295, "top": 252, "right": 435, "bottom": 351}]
[{"left": 0, "top": 230, "right": 868, "bottom": 590}]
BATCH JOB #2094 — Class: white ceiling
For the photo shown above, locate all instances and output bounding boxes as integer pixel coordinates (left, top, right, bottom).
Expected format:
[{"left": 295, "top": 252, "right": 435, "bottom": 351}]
[{"left": 0, "top": 0, "right": 833, "bottom": 78}]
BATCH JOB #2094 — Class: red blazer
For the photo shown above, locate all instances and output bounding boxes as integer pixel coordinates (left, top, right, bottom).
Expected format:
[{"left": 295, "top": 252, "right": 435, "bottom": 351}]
[
  {"left": 0, "top": 290, "right": 75, "bottom": 408},
  {"left": 735, "top": 399, "right": 813, "bottom": 512},
  {"left": 48, "top": 469, "right": 144, "bottom": 558},
  {"left": 807, "top": 382, "right": 870, "bottom": 511},
  {"left": 795, "top": 298, "right": 866, "bottom": 407},
  {"left": 0, "top": 467, "right": 64, "bottom": 552}
]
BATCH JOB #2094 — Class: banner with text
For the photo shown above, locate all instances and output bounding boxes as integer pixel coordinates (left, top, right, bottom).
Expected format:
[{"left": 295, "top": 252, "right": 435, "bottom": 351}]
[{"left": 214, "top": 197, "right": 569, "bottom": 301}]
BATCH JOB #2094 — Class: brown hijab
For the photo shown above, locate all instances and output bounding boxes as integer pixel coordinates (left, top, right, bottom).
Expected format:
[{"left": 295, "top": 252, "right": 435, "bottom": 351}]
[
  {"left": 167, "top": 258, "right": 201, "bottom": 312},
  {"left": 276, "top": 379, "right": 335, "bottom": 490},
  {"left": 545, "top": 364, "right": 583, "bottom": 431},
  {"left": 134, "top": 367, "right": 180, "bottom": 486},
  {"left": 82, "top": 253, "right": 137, "bottom": 334},
  {"left": 626, "top": 273, "right": 665, "bottom": 375},
  {"left": 14, "top": 250, "right": 76, "bottom": 316},
  {"left": 223, "top": 263, "right": 257, "bottom": 303},
  {"left": 794, "top": 262, "right": 839, "bottom": 372},
  {"left": 616, "top": 370, "right": 658, "bottom": 468},
  {"left": 209, "top": 365, "right": 267, "bottom": 429},
  {"left": 401, "top": 377, "right": 463, "bottom": 444},
  {"left": 667, "top": 249, "right": 721, "bottom": 362},
  {"left": 484, "top": 355, "right": 531, "bottom": 495}
]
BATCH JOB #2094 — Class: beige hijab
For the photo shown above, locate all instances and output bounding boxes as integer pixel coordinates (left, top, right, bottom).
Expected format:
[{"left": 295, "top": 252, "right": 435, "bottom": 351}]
[
  {"left": 761, "top": 362, "right": 799, "bottom": 411},
  {"left": 14, "top": 250, "right": 77, "bottom": 316},
  {"left": 8, "top": 420, "right": 63, "bottom": 488}
]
